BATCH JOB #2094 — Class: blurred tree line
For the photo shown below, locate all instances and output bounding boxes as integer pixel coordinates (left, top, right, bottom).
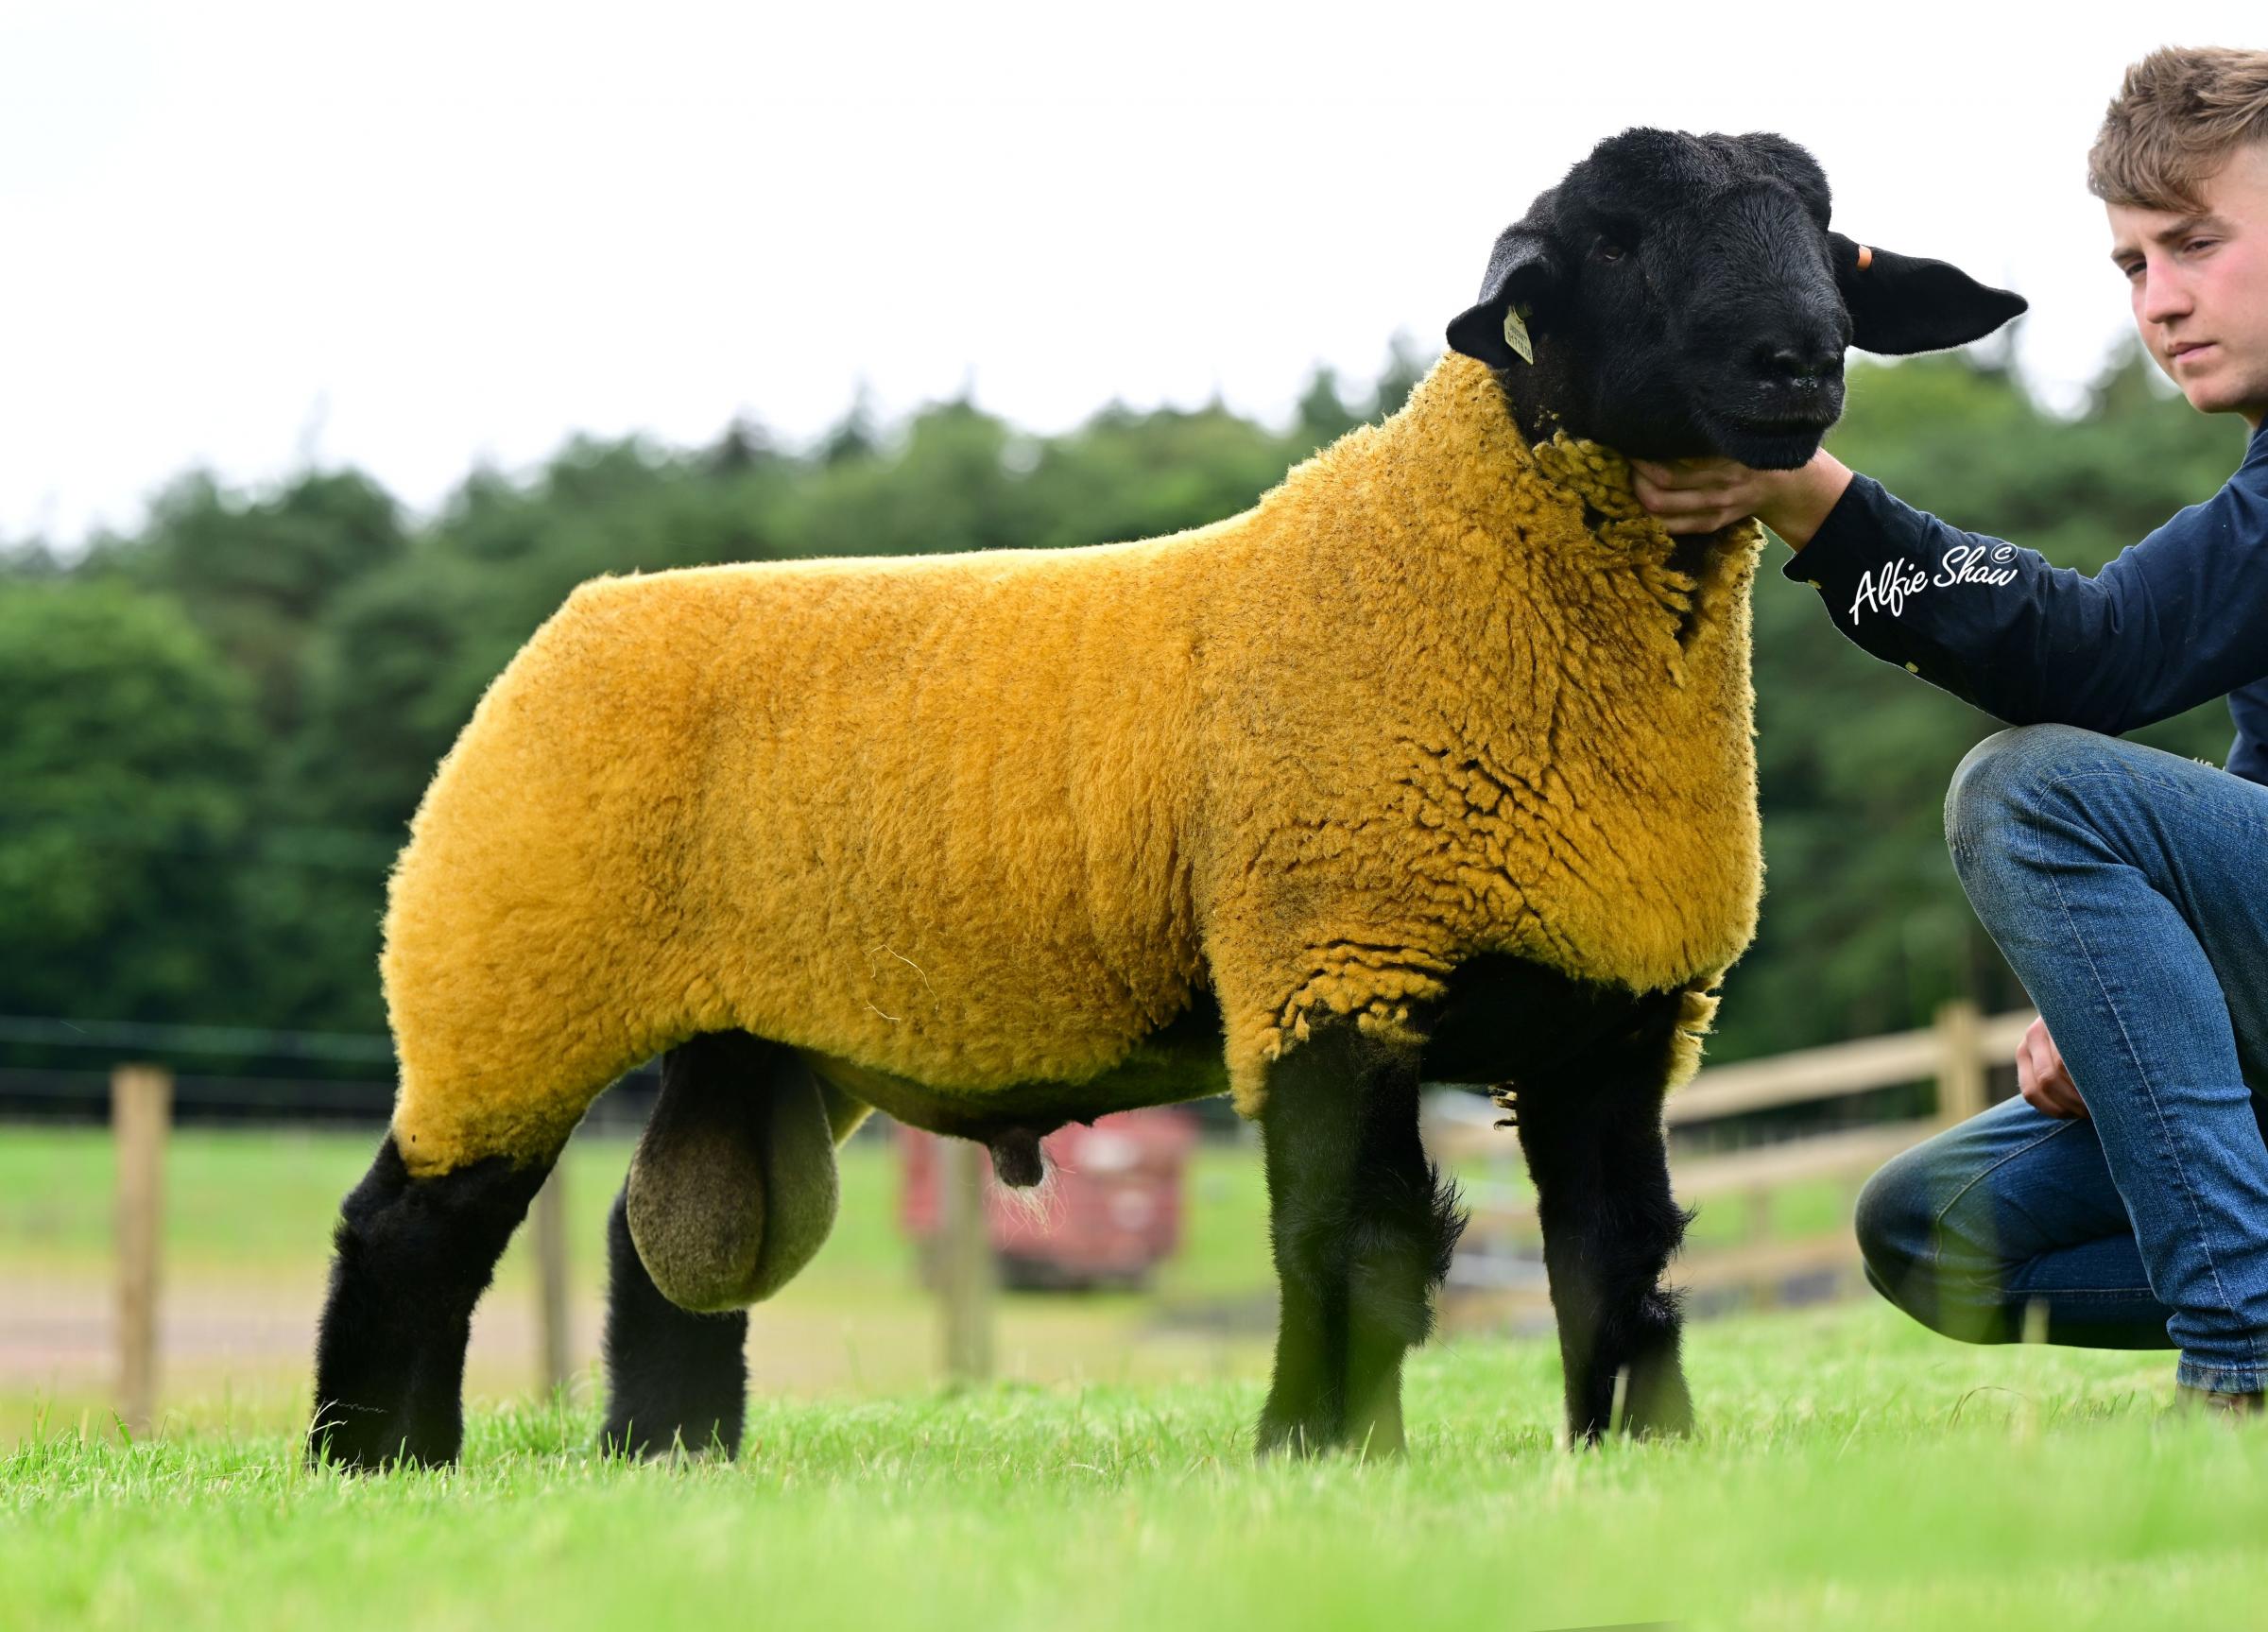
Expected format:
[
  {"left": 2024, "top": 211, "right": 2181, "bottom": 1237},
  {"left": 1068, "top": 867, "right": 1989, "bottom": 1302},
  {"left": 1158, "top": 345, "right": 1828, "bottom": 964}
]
[{"left": 0, "top": 329, "right": 2252, "bottom": 1078}]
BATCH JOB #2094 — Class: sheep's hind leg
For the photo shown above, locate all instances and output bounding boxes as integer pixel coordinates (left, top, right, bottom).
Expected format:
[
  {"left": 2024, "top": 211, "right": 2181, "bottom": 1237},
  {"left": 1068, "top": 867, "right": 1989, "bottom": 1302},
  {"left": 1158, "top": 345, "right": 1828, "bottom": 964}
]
[
  {"left": 599, "top": 1180, "right": 749, "bottom": 1458},
  {"left": 308, "top": 1136, "right": 557, "bottom": 1469},
  {"left": 1256, "top": 1013, "right": 1466, "bottom": 1460},
  {"left": 1514, "top": 990, "right": 1698, "bottom": 1447},
  {"left": 601, "top": 1033, "right": 862, "bottom": 1458}
]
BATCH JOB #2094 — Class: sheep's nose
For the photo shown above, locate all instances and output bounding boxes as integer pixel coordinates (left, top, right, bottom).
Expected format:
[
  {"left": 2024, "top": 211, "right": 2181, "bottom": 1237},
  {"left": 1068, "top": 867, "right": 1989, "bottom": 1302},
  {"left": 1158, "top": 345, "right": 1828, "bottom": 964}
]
[{"left": 1754, "top": 339, "right": 1844, "bottom": 387}]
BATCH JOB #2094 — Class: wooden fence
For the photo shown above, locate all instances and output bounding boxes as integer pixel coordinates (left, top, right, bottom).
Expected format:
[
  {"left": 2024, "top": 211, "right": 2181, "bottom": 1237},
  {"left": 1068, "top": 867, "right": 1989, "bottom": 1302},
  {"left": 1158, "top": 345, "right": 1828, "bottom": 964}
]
[
  {"left": 1421, "top": 999, "right": 2034, "bottom": 1333},
  {"left": 97, "top": 1060, "right": 994, "bottom": 1433}
]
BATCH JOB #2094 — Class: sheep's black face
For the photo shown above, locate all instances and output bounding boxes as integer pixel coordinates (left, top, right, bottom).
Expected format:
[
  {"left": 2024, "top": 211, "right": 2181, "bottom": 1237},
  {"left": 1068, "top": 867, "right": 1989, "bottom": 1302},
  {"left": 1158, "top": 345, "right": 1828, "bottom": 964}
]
[{"left": 1448, "top": 129, "right": 2028, "bottom": 472}]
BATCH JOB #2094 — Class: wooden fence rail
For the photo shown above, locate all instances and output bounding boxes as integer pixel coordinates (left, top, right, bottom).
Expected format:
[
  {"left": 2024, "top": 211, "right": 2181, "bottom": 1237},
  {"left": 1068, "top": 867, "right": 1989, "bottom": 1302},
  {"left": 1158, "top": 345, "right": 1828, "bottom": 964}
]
[{"left": 1421, "top": 999, "right": 2034, "bottom": 1332}]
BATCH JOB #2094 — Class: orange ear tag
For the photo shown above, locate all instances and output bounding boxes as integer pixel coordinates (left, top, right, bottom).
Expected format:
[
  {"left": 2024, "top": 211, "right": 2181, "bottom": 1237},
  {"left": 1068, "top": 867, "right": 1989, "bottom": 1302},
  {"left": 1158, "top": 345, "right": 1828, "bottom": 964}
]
[{"left": 1856, "top": 244, "right": 1874, "bottom": 271}]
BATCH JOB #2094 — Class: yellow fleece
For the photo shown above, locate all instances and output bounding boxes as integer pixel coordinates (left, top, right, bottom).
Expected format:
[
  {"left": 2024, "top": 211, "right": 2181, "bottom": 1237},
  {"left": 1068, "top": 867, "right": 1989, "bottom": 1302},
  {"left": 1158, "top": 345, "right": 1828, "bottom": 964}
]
[{"left": 381, "top": 352, "right": 1765, "bottom": 1177}]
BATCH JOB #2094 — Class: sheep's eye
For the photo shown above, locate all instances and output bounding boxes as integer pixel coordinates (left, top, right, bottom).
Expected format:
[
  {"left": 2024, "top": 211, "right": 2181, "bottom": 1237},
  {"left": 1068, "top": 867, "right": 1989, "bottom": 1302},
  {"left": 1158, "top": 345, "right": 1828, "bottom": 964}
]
[{"left": 1597, "top": 238, "right": 1627, "bottom": 263}]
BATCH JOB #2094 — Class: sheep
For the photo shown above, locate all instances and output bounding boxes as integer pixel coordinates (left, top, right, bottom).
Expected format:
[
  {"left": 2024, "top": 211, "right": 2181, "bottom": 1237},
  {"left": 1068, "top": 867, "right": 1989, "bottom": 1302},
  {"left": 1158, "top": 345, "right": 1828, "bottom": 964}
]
[{"left": 307, "top": 126, "right": 2025, "bottom": 1469}]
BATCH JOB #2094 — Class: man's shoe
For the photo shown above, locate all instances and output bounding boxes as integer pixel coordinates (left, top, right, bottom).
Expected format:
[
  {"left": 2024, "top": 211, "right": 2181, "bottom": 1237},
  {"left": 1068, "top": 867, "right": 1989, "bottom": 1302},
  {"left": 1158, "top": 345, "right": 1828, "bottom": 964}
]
[{"left": 2174, "top": 1383, "right": 2266, "bottom": 1419}]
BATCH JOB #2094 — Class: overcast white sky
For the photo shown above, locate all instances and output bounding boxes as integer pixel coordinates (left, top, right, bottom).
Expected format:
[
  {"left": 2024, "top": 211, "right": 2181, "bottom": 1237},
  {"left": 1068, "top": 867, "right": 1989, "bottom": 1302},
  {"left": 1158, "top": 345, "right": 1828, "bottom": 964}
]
[{"left": 4, "top": 1, "right": 2261, "bottom": 546}]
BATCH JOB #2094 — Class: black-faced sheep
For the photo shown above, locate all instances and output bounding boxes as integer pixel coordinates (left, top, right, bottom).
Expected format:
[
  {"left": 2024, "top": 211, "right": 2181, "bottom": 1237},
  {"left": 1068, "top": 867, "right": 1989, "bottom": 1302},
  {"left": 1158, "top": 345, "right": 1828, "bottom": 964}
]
[{"left": 308, "top": 127, "right": 2024, "bottom": 1469}]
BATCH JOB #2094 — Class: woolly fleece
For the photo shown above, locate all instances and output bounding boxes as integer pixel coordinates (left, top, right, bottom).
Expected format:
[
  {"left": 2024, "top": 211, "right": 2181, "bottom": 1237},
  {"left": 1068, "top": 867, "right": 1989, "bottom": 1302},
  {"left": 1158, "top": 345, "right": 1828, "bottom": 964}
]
[{"left": 381, "top": 351, "right": 1765, "bottom": 1177}]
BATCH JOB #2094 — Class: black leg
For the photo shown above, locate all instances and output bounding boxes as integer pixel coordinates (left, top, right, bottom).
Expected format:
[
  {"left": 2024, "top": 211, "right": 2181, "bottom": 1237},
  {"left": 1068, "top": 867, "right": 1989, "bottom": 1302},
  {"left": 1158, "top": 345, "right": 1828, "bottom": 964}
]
[
  {"left": 308, "top": 1135, "right": 553, "bottom": 1469},
  {"left": 595, "top": 1029, "right": 837, "bottom": 1459},
  {"left": 1513, "top": 998, "right": 1697, "bottom": 1447},
  {"left": 599, "top": 1183, "right": 749, "bottom": 1458},
  {"left": 1256, "top": 1015, "right": 1466, "bottom": 1459}
]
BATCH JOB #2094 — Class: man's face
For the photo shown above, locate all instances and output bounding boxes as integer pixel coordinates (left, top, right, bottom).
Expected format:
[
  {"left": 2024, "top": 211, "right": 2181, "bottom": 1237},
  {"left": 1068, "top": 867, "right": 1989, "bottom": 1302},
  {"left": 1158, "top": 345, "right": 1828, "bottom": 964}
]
[{"left": 2107, "top": 142, "right": 2268, "bottom": 429}]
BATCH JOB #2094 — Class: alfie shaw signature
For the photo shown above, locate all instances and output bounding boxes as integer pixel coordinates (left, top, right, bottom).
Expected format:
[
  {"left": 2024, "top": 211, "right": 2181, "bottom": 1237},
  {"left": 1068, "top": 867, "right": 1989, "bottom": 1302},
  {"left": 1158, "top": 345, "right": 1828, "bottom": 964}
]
[{"left": 1847, "top": 543, "right": 2019, "bottom": 622}]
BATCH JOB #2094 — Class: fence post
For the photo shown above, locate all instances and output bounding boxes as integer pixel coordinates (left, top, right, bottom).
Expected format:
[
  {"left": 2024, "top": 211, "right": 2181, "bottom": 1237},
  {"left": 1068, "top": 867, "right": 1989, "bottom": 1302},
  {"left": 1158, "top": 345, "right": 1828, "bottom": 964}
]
[
  {"left": 533, "top": 1166, "right": 571, "bottom": 1399},
  {"left": 1934, "top": 998, "right": 1987, "bottom": 1128},
  {"left": 938, "top": 1139, "right": 994, "bottom": 1383},
  {"left": 1744, "top": 1187, "right": 1776, "bottom": 1311},
  {"left": 112, "top": 1062, "right": 171, "bottom": 1439}
]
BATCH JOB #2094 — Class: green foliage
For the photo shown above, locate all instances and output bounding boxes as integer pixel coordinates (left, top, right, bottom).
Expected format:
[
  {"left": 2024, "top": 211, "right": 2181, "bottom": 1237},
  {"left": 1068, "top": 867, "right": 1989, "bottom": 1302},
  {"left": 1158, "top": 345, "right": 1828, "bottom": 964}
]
[
  {"left": 0, "top": 579, "right": 257, "bottom": 1021},
  {"left": 3, "top": 342, "right": 2255, "bottom": 1064},
  {"left": 94, "top": 469, "right": 405, "bottom": 737},
  {"left": 1293, "top": 366, "right": 1365, "bottom": 455},
  {"left": 1369, "top": 330, "right": 1430, "bottom": 421}
]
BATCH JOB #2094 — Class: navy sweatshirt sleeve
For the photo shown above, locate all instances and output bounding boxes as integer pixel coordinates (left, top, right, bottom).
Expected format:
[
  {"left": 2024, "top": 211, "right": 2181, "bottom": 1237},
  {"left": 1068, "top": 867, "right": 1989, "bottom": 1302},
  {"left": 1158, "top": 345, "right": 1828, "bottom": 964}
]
[{"left": 1779, "top": 421, "right": 2268, "bottom": 782}]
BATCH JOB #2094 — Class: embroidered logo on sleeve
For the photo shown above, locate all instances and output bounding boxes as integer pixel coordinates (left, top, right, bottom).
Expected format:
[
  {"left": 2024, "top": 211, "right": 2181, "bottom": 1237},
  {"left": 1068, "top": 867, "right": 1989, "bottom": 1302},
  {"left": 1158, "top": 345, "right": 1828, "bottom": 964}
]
[{"left": 1848, "top": 544, "right": 2018, "bottom": 623}]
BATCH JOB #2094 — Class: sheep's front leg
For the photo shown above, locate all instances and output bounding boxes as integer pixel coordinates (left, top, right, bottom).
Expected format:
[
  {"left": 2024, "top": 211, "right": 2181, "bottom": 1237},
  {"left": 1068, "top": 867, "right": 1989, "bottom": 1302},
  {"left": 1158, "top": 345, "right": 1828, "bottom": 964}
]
[
  {"left": 1514, "top": 1035, "right": 1696, "bottom": 1446},
  {"left": 308, "top": 1136, "right": 555, "bottom": 1469},
  {"left": 1256, "top": 1014, "right": 1466, "bottom": 1460}
]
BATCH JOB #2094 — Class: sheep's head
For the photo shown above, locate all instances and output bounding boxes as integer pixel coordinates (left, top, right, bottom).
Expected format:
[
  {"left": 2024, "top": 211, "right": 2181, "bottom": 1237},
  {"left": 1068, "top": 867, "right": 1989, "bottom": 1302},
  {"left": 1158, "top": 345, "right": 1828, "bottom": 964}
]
[{"left": 1447, "top": 128, "right": 2028, "bottom": 470}]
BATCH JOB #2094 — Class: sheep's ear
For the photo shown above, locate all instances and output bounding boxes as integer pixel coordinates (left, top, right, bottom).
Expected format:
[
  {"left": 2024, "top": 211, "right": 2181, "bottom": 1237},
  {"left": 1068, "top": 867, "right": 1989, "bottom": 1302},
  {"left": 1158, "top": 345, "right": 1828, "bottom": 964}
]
[
  {"left": 1447, "top": 225, "right": 1567, "bottom": 369},
  {"left": 1830, "top": 232, "right": 2028, "bottom": 355}
]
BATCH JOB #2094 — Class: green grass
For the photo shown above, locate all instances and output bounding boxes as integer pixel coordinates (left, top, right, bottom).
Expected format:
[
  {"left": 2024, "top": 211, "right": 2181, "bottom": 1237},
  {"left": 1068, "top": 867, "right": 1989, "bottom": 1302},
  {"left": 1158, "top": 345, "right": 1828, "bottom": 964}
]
[
  {"left": 2, "top": 1301, "right": 2257, "bottom": 1632},
  {"left": 6, "top": 1126, "right": 2257, "bottom": 1628}
]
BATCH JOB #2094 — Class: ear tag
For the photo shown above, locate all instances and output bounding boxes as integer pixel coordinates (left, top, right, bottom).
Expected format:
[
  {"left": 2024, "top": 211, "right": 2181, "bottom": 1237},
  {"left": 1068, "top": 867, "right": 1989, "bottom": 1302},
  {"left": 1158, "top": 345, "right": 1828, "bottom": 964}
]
[{"left": 1503, "top": 304, "right": 1534, "bottom": 365}]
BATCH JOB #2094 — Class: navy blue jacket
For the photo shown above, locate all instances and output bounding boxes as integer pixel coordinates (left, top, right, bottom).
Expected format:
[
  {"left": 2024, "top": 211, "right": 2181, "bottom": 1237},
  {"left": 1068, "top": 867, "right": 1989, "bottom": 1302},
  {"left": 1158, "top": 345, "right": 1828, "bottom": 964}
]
[{"left": 1780, "top": 419, "right": 2268, "bottom": 786}]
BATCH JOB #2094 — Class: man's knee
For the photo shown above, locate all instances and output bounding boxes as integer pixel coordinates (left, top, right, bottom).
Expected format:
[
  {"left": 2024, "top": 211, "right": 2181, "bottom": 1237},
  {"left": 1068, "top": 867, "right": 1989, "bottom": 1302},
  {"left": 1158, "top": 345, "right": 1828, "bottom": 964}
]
[
  {"left": 1943, "top": 721, "right": 2139, "bottom": 876},
  {"left": 1856, "top": 1146, "right": 1965, "bottom": 1332},
  {"left": 1853, "top": 1149, "right": 1933, "bottom": 1292},
  {"left": 1854, "top": 1142, "right": 2020, "bottom": 1345}
]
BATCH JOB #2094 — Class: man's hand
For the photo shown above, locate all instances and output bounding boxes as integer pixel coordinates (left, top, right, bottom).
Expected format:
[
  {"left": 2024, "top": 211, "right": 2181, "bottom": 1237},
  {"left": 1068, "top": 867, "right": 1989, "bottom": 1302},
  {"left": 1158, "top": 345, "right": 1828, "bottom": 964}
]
[
  {"left": 2017, "top": 1014, "right": 2088, "bottom": 1120},
  {"left": 1630, "top": 447, "right": 1855, "bottom": 546}
]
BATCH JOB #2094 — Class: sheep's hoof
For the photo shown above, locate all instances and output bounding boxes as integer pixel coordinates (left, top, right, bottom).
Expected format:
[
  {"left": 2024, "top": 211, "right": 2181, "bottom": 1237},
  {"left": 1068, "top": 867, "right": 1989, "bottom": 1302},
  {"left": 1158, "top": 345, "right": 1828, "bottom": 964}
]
[
  {"left": 598, "top": 1415, "right": 739, "bottom": 1463},
  {"left": 1574, "top": 1360, "right": 1695, "bottom": 1446},
  {"left": 1257, "top": 1393, "right": 1406, "bottom": 1461},
  {"left": 1254, "top": 1412, "right": 1332, "bottom": 1461},
  {"left": 308, "top": 1400, "right": 457, "bottom": 1472}
]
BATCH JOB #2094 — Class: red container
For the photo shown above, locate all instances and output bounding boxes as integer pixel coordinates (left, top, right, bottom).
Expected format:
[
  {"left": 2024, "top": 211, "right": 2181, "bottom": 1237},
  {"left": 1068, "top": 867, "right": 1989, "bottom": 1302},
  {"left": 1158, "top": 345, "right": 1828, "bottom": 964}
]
[{"left": 898, "top": 1107, "right": 1202, "bottom": 1290}]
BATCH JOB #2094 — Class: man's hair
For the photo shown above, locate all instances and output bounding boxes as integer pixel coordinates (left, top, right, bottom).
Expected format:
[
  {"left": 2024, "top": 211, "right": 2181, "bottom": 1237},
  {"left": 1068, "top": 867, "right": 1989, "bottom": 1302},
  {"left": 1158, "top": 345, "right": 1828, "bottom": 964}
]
[{"left": 2088, "top": 46, "right": 2268, "bottom": 214}]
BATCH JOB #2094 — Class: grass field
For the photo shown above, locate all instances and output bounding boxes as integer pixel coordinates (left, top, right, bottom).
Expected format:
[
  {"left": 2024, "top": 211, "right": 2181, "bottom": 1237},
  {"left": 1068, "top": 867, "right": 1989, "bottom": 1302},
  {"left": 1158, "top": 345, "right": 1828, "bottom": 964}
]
[
  {"left": 6, "top": 1125, "right": 2264, "bottom": 1628},
  {"left": 4, "top": 1300, "right": 2259, "bottom": 1632}
]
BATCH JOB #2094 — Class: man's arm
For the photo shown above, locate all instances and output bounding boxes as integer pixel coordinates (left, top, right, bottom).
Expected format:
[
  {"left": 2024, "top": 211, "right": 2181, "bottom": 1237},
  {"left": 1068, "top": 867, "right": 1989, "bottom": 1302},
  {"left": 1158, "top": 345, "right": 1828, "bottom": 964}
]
[{"left": 1636, "top": 436, "right": 2268, "bottom": 733}]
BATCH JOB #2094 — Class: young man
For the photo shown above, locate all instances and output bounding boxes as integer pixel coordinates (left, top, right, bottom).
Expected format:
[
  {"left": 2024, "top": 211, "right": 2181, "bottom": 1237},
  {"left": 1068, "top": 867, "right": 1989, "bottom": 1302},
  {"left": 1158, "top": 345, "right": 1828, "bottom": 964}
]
[{"left": 1633, "top": 46, "right": 2268, "bottom": 1412}]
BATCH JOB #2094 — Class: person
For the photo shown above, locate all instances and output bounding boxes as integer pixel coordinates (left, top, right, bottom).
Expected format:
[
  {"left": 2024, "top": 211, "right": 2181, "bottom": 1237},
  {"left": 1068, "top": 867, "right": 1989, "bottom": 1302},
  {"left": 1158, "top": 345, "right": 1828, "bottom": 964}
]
[{"left": 1632, "top": 46, "right": 2268, "bottom": 1415}]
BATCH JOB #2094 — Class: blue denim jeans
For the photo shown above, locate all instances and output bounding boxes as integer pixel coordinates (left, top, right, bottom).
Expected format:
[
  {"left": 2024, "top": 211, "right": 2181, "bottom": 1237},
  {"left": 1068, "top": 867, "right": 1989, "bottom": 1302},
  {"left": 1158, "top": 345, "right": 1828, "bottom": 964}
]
[{"left": 1854, "top": 723, "right": 2268, "bottom": 1392}]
